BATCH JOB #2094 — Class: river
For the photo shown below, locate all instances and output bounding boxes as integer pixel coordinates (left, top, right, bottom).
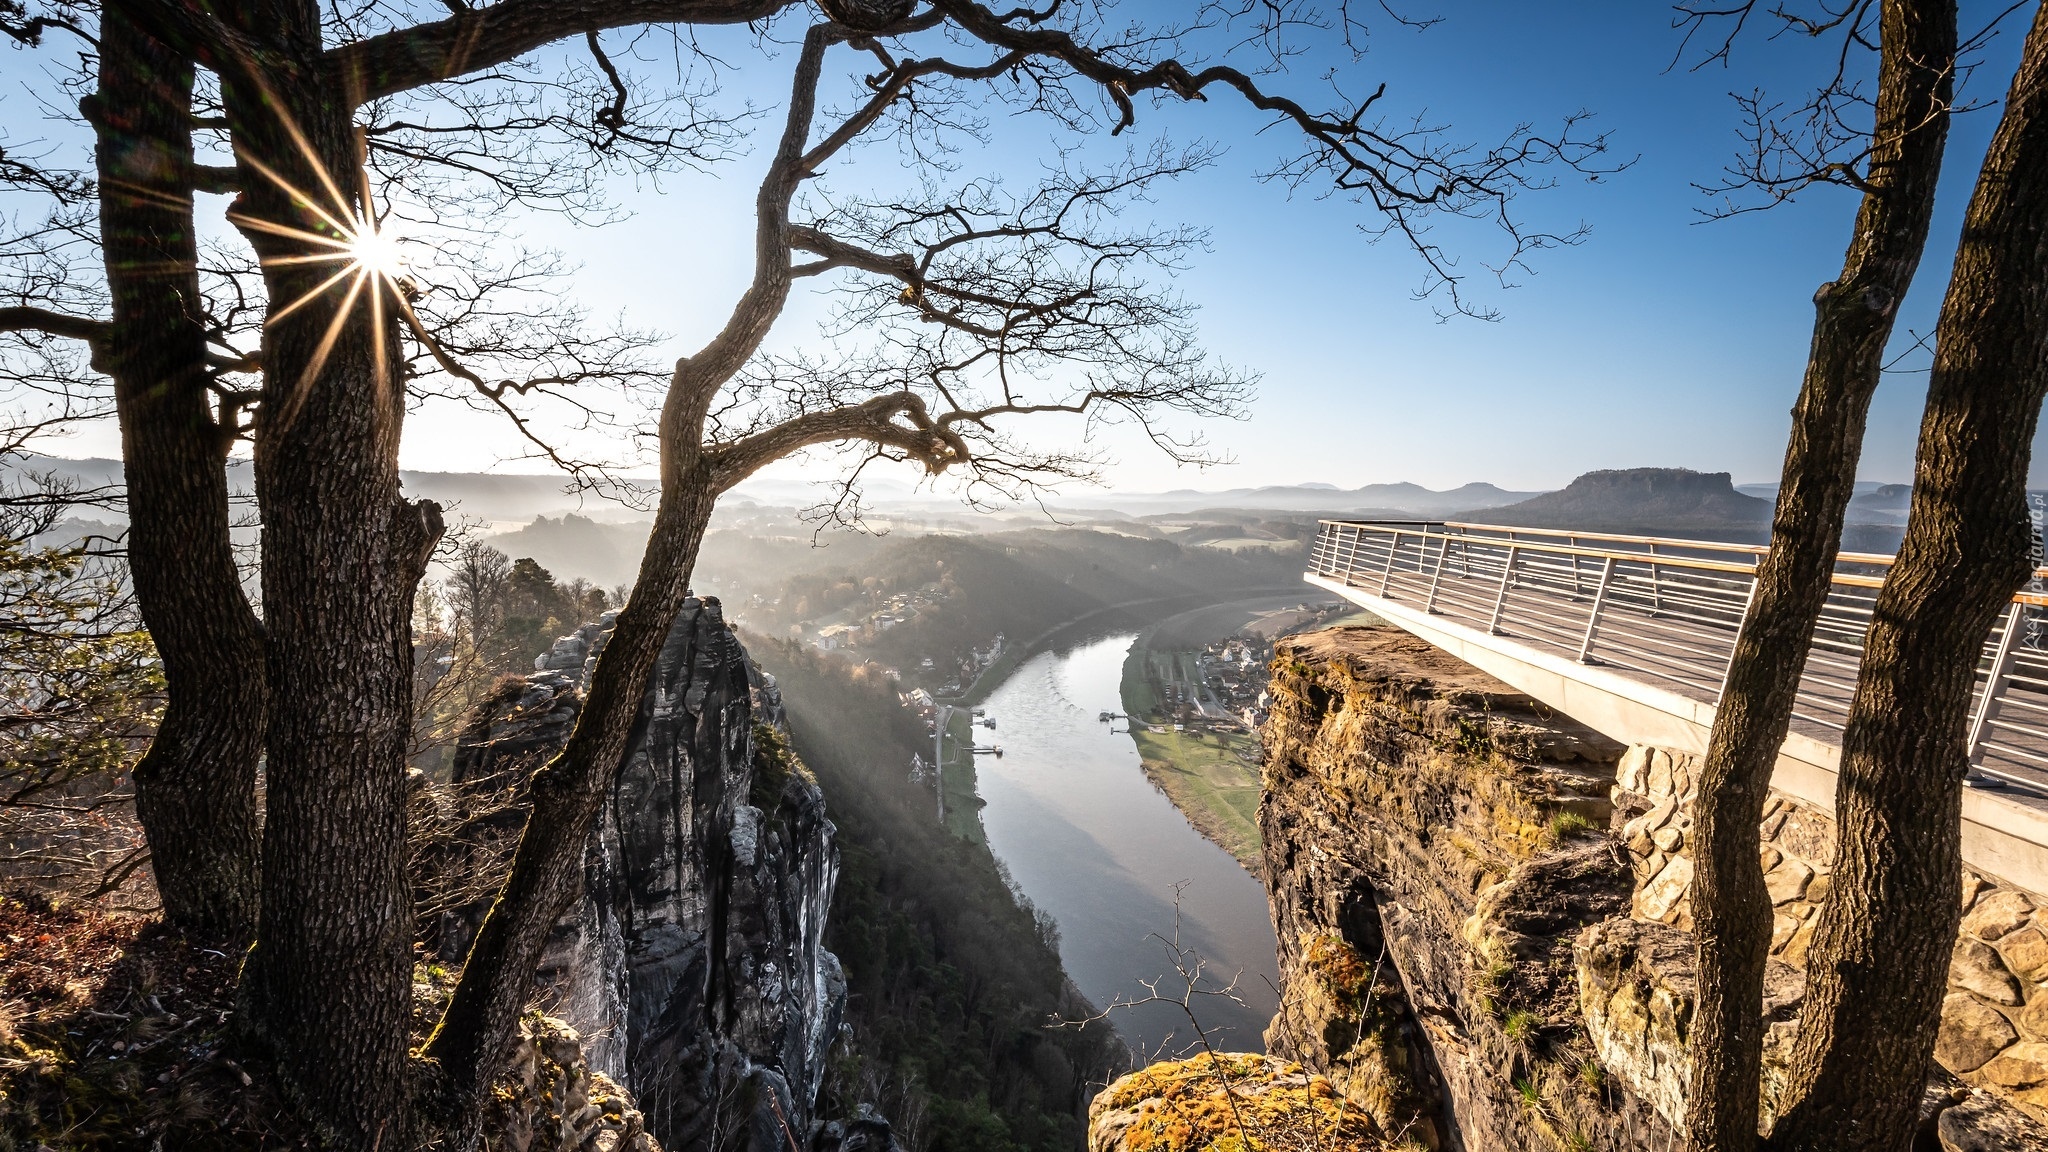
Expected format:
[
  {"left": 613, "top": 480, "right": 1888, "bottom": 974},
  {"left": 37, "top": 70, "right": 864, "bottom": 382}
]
[{"left": 972, "top": 631, "right": 1281, "bottom": 1059}]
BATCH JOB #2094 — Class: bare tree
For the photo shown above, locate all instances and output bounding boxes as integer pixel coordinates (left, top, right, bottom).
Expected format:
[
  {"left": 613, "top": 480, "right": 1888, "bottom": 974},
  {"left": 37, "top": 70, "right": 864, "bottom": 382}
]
[
  {"left": 1766, "top": 4, "right": 2048, "bottom": 1146},
  {"left": 421, "top": 9, "right": 1616, "bottom": 1141},
  {"left": 0, "top": 463, "right": 161, "bottom": 905},
  {"left": 94, "top": 8, "right": 270, "bottom": 940},
  {"left": 1670, "top": 3, "right": 1958, "bottom": 1149},
  {"left": 447, "top": 539, "right": 512, "bottom": 654},
  {"left": 7, "top": 1, "right": 1616, "bottom": 1144},
  {"left": 1668, "top": 3, "right": 2048, "bottom": 1149}
]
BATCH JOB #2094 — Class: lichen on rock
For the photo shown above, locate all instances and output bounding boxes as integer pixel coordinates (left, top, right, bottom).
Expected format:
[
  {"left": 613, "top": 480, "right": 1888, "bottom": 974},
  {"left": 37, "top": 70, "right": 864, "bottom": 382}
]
[
  {"left": 484, "top": 1012, "right": 662, "bottom": 1152},
  {"left": 1087, "top": 1052, "right": 1396, "bottom": 1152}
]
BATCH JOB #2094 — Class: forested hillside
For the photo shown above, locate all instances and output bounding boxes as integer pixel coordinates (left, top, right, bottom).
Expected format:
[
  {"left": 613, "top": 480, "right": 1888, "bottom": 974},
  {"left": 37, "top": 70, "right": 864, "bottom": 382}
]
[{"left": 748, "top": 530, "right": 1303, "bottom": 690}]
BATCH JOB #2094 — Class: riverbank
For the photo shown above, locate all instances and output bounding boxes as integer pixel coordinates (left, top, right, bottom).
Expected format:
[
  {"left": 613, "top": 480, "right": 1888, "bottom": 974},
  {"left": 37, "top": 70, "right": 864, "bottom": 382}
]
[
  {"left": 973, "top": 634, "right": 1280, "bottom": 1052},
  {"left": 1116, "top": 596, "right": 1373, "bottom": 870},
  {"left": 940, "top": 585, "right": 1308, "bottom": 708}
]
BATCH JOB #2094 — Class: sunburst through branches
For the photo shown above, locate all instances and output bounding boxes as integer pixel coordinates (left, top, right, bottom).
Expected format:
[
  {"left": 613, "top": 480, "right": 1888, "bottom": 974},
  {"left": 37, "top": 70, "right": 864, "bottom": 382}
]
[{"left": 224, "top": 141, "right": 443, "bottom": 431}]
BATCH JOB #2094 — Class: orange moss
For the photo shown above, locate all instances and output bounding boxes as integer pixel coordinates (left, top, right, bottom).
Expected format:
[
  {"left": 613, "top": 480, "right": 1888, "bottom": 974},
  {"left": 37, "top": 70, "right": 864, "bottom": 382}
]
[
  {"left": 1302, "top": 933, "right": 1377, "bottom": 1013},
  {"left": 1093, "top": 1052, "right": 1388, "bottom": 1152}
]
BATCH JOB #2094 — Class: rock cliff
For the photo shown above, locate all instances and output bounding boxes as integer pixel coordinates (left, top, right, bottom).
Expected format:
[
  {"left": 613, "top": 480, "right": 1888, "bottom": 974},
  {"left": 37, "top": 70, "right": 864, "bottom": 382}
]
[
  {"left": 1240, "top": 624, "right": 2048, "bottom": 1151},
  {"left": 1256, "top": 625, "right": 1670, "bottom": 1151},
  {"left": 442, "top": 600, "right": 847, "bottom": 1152}
]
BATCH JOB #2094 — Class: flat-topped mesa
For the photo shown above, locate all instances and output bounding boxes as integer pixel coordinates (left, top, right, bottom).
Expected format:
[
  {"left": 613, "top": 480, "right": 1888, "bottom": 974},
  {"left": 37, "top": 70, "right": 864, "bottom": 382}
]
[
  {"left": 1475, "top": 467, "right": 1770, "bottom": 530},
  {"left": 434, "top": 598, "right": 847, "bottom": 1152},
  {"left": 1240, "top": 624, "right": 2048, "bottom": 1151}
]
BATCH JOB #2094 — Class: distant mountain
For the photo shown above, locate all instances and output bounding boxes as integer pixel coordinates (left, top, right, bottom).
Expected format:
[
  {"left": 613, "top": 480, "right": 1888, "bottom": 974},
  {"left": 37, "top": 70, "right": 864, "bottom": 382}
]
[
  {"left": 7, "top": 454, "right": 654, "bottom": 527},
  {"left": 1735, "top": 479, "right": 1897, "bottom": 502},
  {"left": 1854, "top": 483, "right": 1913, "bottom": 509},
  {"left": 1473, "top": 468, "right": 1771, "bottom": 531},
  {"left": 1066, "top": 481, "right": 1545, "bottom": 516},
  {"left": 11, "top": 453, "right": 1547, "bottom": 525}
]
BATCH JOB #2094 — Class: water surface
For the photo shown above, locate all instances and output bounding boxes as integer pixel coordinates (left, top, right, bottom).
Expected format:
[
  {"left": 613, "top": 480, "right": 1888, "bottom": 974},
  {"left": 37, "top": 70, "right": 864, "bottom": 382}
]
[{"left": 974, "top": 633, "right": 1280, "bottom": 1058}]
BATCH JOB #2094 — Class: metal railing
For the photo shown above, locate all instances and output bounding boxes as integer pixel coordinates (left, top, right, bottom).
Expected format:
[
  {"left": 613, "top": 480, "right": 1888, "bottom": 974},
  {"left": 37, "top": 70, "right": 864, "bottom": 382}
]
[{"left": 1308, "top": 519, "right": 2048, "bottom": 794}]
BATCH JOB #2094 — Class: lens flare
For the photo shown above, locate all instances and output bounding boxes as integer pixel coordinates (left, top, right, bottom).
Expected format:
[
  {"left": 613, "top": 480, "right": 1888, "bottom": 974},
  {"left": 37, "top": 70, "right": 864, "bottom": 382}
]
[
  {"left": 219, "top": 108, "right": 452, "bottom": 435},
  {"left": 348, "top": 223, "right": 406, "bottom": 280}
]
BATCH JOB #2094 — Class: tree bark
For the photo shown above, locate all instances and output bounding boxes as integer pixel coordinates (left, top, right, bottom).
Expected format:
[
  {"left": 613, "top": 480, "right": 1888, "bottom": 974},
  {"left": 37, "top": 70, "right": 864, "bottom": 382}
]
[
  {"left": 212, "top": 5, "right": 444, "bottom": 1143},
  {"left": 1768, "top": 6, "right": 2048, "bottom": 1148},
  {"left": 1685, "top": 5, "right": 1955, "bottom": 1149},
  {"left": 94, "top": 4, "right": 267, "bottom": 941}
]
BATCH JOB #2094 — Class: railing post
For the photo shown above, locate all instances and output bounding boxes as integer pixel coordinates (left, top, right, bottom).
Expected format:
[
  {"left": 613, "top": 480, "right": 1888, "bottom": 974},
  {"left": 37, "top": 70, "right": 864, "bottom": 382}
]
[
  {"left": 1424, "top": 534, "right": 1450, "bottom": 613},
  {"left": 1713, "top": 577, "right": 1761, "bottom": 706},
  {"left": 1648, "top": 543, "right": 1663, "bottom": 613},
  {"left": 1488, "top": 545, "right": 1518, "bottom": 635},
  {"left": 1569, "top": 536, "right": 1583, "bottom": 596},
  {"left": 1968, "top": 600, "right": 2027, "bottom": 768},
  {"left": 1340, "top": 525, "right": 1363, "bottom": 584},
  {"left": 1577, "top": 556, "right": 1616, "bottom": 662},
  {"left": 1379, "top": 530, "right": 1402, "bottom": 595}
]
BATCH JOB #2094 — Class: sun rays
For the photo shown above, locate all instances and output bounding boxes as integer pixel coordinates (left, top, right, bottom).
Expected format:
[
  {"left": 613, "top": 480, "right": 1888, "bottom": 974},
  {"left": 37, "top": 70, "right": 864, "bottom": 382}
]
[{"left": 222, "top": 129, "right": 436, "bottom": 435}]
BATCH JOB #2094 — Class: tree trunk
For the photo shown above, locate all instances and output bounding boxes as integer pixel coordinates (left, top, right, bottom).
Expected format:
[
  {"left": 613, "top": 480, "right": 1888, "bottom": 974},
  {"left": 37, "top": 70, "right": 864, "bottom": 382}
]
[
  {"left": 421, "top": 473, "right": 717, "bottom": 1139},
  {"left": 94, "top": 5, "right": 267, "bottom": 940},
  {"left": 217, "top": 10, "right": 444, "bottom": 1143},
  {"left": 1685, "top": 3, "right": 1954, "bottom": 1148},
  {"left": 1768, "top": 6, "right": 2048, "bottom": 1148},
  {"left": 420, "top": 33, "right": 827, "bottom": 1135}
]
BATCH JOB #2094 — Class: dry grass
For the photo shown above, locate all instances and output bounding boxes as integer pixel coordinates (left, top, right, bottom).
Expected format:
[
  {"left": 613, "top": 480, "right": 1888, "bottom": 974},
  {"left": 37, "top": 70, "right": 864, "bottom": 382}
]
[{"left": 0, "top": 892, "right": 314, "bottom": 1150}]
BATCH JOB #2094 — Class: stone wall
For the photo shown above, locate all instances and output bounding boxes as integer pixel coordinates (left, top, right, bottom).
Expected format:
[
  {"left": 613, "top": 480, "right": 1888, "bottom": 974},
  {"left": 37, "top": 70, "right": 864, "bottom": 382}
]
[
  {"left": 1595, "top": 741, "right": 2048, "bottom": 1141},
  {"left": 1610, "top": 745, "right": 1838, "bottom": 966}
]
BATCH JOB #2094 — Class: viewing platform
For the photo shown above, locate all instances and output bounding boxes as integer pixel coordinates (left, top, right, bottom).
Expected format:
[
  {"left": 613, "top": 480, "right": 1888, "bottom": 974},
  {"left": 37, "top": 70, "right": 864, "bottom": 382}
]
[{"left": 1305, "top": 518, "right": 2048, "bottom": 894}]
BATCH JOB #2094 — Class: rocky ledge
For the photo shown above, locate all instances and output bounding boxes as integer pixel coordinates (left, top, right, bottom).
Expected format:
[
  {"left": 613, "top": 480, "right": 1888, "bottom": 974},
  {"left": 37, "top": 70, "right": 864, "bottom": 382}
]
[
  {"left": 1252, "top": 625, "right": 1669, "bottom": 1151},
  {"left": 1188, "top": 623, "right": 2048, "bottom": 1151},
  {"left": 1087, "top": 1053, "right": 1381, "bottom": 1152}
]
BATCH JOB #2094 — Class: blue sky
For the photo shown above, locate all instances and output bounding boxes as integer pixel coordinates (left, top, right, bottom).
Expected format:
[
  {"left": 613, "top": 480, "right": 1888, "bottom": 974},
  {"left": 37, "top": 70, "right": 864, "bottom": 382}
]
[{"left": 8, "top": 2, "right": 2040, "bottom": 495}]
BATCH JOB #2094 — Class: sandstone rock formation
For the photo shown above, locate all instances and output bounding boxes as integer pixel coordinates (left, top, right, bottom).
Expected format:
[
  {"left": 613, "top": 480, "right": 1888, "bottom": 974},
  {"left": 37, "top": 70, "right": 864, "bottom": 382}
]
[
  {"left": 1256, "top": 626, "right": 1671, "bottom": 1151},
  {"left": 1236, "top": 625, "right": 2048, "bottom": 1150},
  {"left": 444, "top": 599, "right": 845, "bottom": 1152}
]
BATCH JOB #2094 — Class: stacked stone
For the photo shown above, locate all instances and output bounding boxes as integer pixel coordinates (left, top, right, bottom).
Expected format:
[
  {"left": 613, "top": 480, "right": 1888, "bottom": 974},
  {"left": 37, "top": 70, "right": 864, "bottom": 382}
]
[
  {"left": 1610, "top": 746, "right": 1836, "bottom": 967},
  {"left": 1607, "top": 740, "right": 2048, "bottom": 1130},
  {"left": 1613, "top": 746, "right": 1699, "bottom": 929},
  {"left": 1938, "top": 877, "right": 2048, "bottom": 1116}
]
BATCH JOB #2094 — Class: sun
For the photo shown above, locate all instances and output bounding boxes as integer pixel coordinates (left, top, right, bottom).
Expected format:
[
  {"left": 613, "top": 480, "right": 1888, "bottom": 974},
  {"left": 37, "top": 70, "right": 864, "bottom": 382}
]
[{"left": 347, "top": 222, "right": 406, "bottom": 279}]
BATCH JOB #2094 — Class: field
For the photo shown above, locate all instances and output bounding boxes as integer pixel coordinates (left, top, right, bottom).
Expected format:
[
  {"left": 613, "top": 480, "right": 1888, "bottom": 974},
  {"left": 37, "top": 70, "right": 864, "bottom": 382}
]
[
  {"left": 1114, "top": 594, "right": 1372, "bottom": 868},
  {"left": 1118, "top": 595, "right": 1316, "bottom": 869},
  {"left": 1126, "top": 721, "right": 1266, "bottom": 867}
]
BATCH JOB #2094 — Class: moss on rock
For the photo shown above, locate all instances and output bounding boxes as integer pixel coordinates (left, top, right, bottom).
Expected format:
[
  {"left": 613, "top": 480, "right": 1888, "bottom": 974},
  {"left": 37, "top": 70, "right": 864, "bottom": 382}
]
[{"left": 1088, "top": 1052, "right": 1405, "bottom": 1152}]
